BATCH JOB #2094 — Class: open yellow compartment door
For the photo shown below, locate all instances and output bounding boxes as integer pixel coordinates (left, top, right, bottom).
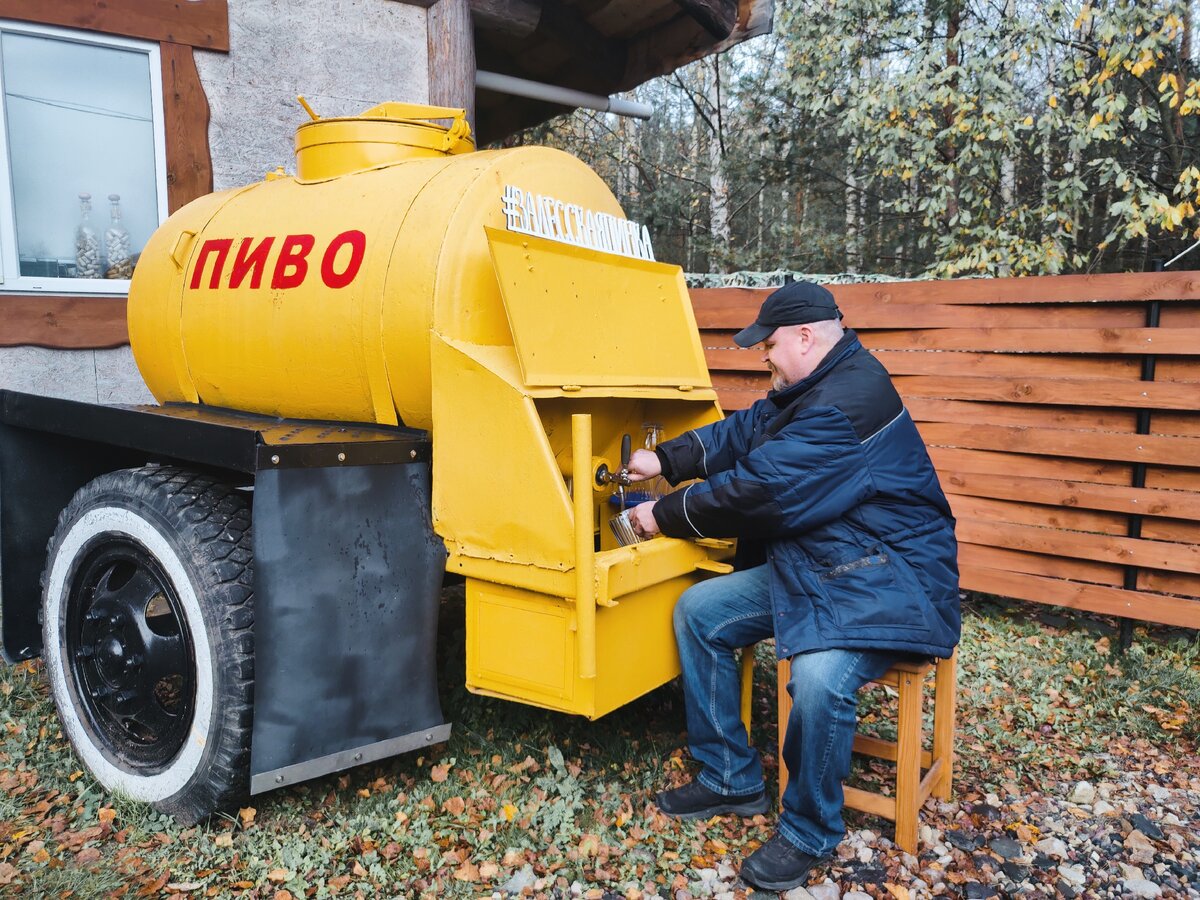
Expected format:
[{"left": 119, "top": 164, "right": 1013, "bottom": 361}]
[{"left": 485, "top": 227, "right": 711, "bottom": 389}]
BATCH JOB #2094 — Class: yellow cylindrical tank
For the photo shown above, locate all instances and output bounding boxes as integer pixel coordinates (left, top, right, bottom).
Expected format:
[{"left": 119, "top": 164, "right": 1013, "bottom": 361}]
[
  {"left": 129, "top": 103, "right": 625, "bottom": 430},
  {"left": 128, "top": 102, "right": 730, "bottom": 720}
]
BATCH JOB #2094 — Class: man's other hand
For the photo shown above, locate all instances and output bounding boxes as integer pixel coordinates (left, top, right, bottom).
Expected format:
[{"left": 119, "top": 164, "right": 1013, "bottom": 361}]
[
  {"left": 627, "top": 448, "right": 662, "bottom": 482},
  {"left": 628, "top": 500, "right": 661, "bottom": 537}
]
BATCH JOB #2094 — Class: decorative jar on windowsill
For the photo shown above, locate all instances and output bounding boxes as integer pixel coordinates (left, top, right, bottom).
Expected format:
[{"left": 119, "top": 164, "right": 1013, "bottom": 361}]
[
  {"left": 74, "top": 192, "right": 101, "bottom": 279},
  {"left": 104, "top": 193, "right": 132, "bottom": 279}
]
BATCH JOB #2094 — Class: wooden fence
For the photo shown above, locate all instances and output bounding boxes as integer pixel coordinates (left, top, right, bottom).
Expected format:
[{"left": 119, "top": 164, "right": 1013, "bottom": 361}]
[{"left": 690, "top": 272, "right": 1200, "bottom": 630}]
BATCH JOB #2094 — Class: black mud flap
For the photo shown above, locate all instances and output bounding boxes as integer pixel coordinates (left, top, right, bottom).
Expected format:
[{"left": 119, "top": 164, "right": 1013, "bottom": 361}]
[{"left": 249, "top": 457, "right": 450, "bottom": 794}]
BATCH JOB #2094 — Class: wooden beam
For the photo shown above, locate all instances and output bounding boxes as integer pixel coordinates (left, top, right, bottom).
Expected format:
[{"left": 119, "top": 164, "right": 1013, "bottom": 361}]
[
  {"left": 470, "top": 0, "right": 541, "bottom": 38},
  {"left": 427, "top": 0, "right": 476, "bottom": 134},
  {"left": 160, "top": 43, "right": 213, "bottom": 214},
  {"left": 674, "top": 0, "right": 738, "bottom": 38},
  {"left": 0, "top": 297, "right": 128, "bottom": 349},
  {"left": 0, "top": 0, "right": 229, "bottom": 51}
]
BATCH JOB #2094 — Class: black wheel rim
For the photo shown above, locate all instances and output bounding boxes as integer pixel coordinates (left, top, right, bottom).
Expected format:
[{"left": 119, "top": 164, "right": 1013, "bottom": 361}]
[{"left": 65, "top": 537, "right": 197, "bottom": 773}]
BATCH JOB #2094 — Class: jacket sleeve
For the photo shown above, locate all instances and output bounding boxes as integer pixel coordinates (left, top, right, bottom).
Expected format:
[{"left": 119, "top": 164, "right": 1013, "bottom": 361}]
[
  {"left": 654, "top": 402, "right": 763, "bottom": 485},
  {"left": 653, "top": 406, "right": 875, "bottom": 539}
]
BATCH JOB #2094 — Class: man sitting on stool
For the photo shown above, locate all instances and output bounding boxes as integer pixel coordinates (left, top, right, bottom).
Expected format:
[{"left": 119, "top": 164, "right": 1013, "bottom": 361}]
[{"left": 626, "top": 281, "right": 960, "bottom": 892}]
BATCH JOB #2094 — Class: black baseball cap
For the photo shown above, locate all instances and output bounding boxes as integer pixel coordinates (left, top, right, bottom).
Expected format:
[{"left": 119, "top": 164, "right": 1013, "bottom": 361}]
[{"left": 732, "top": 280, "right": 843, "bottom": 347}]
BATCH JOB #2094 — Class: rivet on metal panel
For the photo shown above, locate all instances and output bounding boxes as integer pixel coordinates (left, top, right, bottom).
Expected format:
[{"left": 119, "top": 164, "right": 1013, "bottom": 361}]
[
  {"left": 353, "top": 753, "right": 363, "bottom": 761},
  {"left": 424, "top": 733, "right": 433, "bottom": 741},
  {"left": 275, "top": 774, "right": 285, "bottom": 784},
  {"left": 271, "top": 455, "right": 281, "bottom": 465},
  {"left": 337, "top": 452, "right": 346, "bottom": 462},
  {"left": 410, "top": 449, "right": 417, "bottom": 459}
]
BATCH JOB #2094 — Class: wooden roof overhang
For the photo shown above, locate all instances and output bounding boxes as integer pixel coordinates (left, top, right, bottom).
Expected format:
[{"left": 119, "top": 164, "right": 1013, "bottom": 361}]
[{"left": 416, "top": 0, "right": 774, "bottom": 143}]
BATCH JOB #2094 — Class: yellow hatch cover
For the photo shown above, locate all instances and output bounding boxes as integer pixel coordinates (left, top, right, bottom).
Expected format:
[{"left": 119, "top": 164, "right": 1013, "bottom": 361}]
[{"left": 485, "top": 227, "right": 712, "bottom": 389}]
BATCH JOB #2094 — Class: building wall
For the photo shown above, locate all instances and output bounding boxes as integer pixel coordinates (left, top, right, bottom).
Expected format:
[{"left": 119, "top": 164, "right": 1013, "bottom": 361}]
[
  {"left": 1, "top": 0, "right": 429, "bottom": 405},
  {"left": 0, "top": 347, "right": 154, "bottom": 405},
  {"left": 195, "top": 0, "right": 430, "bottom": 191}
]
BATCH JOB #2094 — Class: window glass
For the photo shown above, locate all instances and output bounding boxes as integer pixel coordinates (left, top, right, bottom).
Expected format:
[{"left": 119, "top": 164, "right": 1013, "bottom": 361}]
[{"left": 2, "top": 31, "right": 158, "bottom": 280}]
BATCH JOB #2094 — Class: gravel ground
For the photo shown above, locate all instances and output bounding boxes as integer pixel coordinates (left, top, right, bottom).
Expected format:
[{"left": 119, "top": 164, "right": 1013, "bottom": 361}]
[
  {"left": 662, "top": 762, "right": 1200, "bottom": 900},
  {"left": 495, "top": 751, "right": 1200, "bottom": 900}
]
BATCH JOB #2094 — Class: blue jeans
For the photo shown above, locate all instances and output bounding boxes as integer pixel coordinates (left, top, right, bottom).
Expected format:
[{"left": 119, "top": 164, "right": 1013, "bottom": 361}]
[{"left": 673, "top": 564, "right": 897, "bottom": 856}]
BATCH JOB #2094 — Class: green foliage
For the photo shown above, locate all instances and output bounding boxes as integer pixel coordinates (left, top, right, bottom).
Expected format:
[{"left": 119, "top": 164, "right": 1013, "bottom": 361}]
[{"left": 515, "top": 0, "right": 1200, "bottom": 277}]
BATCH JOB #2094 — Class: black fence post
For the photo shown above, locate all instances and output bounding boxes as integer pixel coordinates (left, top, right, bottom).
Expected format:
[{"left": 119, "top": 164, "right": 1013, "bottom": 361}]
[{"left": 1119, "top": 261, "right": 1165, "bottom": 653}]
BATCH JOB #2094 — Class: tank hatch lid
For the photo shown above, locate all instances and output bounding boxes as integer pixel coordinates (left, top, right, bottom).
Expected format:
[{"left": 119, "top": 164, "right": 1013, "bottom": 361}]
[
  {"left": 485, "top": 227, "right": 712, "bottom": 390},
  {"left": 294, "top": 101, "right": 474, "bottom": 180}
]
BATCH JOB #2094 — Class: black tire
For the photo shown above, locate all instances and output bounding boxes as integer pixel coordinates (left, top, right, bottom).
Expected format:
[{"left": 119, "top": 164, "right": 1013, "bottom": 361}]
[{"left": 41, "top": 465, "right": 254, "bottom": 824}]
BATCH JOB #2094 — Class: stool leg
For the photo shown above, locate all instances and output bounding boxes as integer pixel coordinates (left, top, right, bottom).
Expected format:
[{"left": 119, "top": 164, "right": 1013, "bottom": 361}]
[
  {"left": 739, "top": 646, "right": 755, "bottom": 736},
  {"left": 777, "top": 657, "right": 791, "bottom": 803},
  {"left": 894, "top": 671, "right": 922, "bottom": 854},
  {"left": 931, "top": 650, "right": 957, "bottom": 801}
]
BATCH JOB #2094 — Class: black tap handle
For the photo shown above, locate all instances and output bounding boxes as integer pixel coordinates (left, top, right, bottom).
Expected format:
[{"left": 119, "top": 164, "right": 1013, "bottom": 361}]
[{"left": 621, "top": 433, "right": 631, "bottom": 469}]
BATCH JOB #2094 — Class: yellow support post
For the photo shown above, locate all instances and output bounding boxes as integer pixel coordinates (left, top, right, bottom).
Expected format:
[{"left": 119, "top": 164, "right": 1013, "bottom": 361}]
[{"left": 572, "top": 414, "right": 597, "bottom": 679}]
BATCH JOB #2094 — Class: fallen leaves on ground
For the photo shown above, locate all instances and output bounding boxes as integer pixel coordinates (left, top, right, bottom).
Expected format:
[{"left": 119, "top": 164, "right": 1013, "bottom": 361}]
[{"left": 0, "top": 591, "right": 1196, "bottom": 898}]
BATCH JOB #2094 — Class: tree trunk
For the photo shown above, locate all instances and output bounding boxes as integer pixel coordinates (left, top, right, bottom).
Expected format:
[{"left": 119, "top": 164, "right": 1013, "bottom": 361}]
[
  {"left": 704, "top": 57, "right": 731, "bottom": 273},
  {"left": 845, "top": 144, "right": 860, "bottom": 274}
]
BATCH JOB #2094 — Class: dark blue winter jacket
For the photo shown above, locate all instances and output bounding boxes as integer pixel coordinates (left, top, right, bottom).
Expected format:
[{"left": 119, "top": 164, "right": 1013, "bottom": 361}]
[{"left": 653, "top": 330, "right": 960, "bottom": 660}]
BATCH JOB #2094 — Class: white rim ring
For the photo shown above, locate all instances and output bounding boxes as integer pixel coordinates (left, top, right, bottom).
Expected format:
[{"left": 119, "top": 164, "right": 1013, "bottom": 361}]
[{"left": 43, "top": 505, "right": 215, "bottom": 802}]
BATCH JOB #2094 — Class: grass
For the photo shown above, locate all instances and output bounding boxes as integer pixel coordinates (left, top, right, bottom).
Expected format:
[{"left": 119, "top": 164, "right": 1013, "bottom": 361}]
[{"left": 0, "top": 590, "right": 1197, "bottom": 897}]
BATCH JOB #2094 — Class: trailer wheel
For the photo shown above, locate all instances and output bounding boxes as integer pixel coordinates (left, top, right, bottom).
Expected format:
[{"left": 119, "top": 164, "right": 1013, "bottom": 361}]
[{"left": 41, "top": 466, "right": 254, "bottom": 824}]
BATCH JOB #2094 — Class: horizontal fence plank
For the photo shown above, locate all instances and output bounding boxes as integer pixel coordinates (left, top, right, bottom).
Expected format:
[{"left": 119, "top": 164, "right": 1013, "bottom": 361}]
[
  {"left": 961, "top": 565, "right": 1200, "bottom": 628},
  {"left": 1151, "top": 413, "right": 1200, "bottom": 438},
  {"left": 940, "top": 469, "right": 1200, "bottom": 521},
  {"left": 1142, "top": 518, "right": 1200, "bottom": 544},
  {"left": 874, "top": 350, "right": 1141, "bottom": 380},
  {"left": 690, "top": 272, "right": 1200, "bottom": 308},
  {"left": 929, "top": 447, "right": 1134, "bottom": 485},
  {"left": 948, "top": 494, "right": 1129, "bottom": 536},
  {"left": 956, "top": 518, "right": 1200, "bottom": 575},
  {"left": 1140, "top": 570, "right": 1200, "bottom": 597},
  {"left": 711, "top": 372, "right": 771, "bottom": 391},
  {"left": 835, "top": 272, "right": 1200, "bottom": 305},
  {"left": 863, "top": 328, "right": 1200, "bottom": 355},
  {"left": 1156, "top": 359, "right": 1200, "bottom": 383},
  {"left": 1145, "top": 468, "right": 1200, "bottom": 492},
  {"left": 894, "top": 374, "right": 1200, "bottom": 411},
  {"left": 715, "top": 389, "right": 765, "bottom": 411},
  {"left": 958, "top": 542, "right": 1124, "bottom": 586},
  {"left": 904, "top": 396, "right": 1136, "bottom": 432},
  {"left": 917, "top": 422, "right": 1200, "bottom": 467},
  {"left": 705, "top": 347, "right": 771, "bottom": 371},
  {"left": 693, "top": 300, "right": 1151, "bottom": 330},
  {"left": 1157, "top": 305, "right": 1200, "bottom": 326}
]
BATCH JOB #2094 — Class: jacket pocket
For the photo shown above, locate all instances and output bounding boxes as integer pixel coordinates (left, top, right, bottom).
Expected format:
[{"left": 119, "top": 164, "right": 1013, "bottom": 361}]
[{"left": 818, "top": 550, "right": 925, "bottom": 631}]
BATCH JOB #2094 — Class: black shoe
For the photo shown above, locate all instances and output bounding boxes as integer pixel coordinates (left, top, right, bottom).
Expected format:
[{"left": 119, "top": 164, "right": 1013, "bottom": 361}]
[
  {"left": 654, "top": 780, "right": 770, "bottom": 819},
  {"left": 739, "top": 832, "right": 826, "bottom": 891}
]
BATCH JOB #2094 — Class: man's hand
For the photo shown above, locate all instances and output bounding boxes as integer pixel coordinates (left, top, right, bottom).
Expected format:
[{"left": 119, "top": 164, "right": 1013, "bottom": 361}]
[
  {"left": 626, "top": 448, "right": 662, "bottom": 482},
  {"left": 628, "top": 500, "right": 661, "bottom": 538}
]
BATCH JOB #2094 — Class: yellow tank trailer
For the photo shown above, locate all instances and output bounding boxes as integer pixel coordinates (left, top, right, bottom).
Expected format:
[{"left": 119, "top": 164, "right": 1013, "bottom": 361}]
[{"left": 0, "top": 103, "right": 732, "bottom": 823}]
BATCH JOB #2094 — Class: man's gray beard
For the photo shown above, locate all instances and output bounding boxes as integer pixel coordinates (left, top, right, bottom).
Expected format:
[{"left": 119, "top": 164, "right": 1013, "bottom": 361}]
[{"left": 771, "top": 373, "right": 793, "bottom": 392}]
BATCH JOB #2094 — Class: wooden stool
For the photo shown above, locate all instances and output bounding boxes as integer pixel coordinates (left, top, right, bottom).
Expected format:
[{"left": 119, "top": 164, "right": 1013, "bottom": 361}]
[{"left": 774, "top": 649, "right": 957, "bottom": 853}]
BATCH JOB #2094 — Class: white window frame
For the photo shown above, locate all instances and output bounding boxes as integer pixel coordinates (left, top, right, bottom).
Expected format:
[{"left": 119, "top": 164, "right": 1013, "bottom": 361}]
[{"left": 0, "top": 20, "right": 169, "bottom": 296}]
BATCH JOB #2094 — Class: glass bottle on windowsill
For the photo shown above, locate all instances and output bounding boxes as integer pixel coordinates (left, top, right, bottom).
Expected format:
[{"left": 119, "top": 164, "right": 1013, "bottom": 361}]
[
  {"left": 104, "top": 193, "right": 132, "bottom": 279},
  {"left": 74, "top": 192, "right": 101, "bottom": 278}
]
